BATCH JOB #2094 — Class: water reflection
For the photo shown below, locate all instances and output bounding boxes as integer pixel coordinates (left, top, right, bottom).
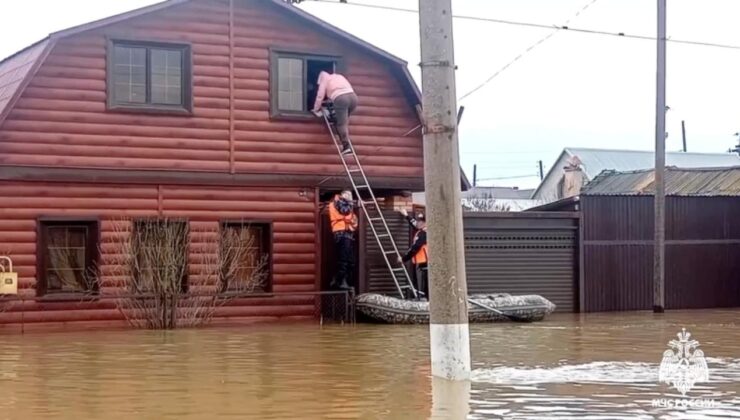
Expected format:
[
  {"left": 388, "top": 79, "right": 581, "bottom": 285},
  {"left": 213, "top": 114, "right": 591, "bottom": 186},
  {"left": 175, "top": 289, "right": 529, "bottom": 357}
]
[
  {"left": 431, "top": 377, "right": 470, "bottom": 419},
  {"left": 0, "top": 309, "right": 738, "bottom": 419}
]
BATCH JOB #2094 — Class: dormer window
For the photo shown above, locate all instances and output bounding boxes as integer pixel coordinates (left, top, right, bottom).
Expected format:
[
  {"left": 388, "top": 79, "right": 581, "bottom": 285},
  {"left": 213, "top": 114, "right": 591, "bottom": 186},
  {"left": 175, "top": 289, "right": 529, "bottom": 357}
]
[
  {"left": 269, "top": 50, "right": 340, "bottom": 118},
  {"left": 107, "top": 39, "right": 192, "bottom": 114}
]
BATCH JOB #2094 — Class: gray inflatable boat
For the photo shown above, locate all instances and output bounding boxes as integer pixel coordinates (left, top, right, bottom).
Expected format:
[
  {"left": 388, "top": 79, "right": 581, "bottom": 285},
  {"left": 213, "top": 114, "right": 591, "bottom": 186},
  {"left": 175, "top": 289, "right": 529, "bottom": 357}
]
[{"left": 355, "top": 293, "right": 556, "bottom": 324}]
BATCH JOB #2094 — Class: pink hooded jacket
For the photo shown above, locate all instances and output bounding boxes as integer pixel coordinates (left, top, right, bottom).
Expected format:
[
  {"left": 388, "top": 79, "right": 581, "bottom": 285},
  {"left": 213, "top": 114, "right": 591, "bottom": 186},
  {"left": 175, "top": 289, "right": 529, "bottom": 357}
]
[{"left": 312, "top": 71, "right": 355, "bottom": 112}]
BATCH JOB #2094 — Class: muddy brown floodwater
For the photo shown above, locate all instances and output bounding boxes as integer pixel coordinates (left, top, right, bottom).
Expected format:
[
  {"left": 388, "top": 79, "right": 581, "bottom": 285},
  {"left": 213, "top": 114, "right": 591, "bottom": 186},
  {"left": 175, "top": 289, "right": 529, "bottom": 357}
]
[{"left": 1, "top": 309, "right": 739, "bottom": 419}]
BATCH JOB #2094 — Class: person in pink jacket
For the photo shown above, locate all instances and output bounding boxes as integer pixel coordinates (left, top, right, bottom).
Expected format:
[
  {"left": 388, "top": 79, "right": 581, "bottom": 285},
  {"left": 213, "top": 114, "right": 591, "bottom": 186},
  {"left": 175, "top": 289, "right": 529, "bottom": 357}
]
[{"left": 312, "top": 71, "right": 358, "bottom": 155}]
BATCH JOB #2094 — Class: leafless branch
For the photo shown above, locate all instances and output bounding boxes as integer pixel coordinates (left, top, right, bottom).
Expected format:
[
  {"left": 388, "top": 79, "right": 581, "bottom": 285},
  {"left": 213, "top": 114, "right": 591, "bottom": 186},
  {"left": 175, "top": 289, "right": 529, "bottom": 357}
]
[
  {"left": 462, "top": 194, "right": 512, "bottom": 212},
  {"left": 98, "top": 219, "right": 268, "bottom": 329}
]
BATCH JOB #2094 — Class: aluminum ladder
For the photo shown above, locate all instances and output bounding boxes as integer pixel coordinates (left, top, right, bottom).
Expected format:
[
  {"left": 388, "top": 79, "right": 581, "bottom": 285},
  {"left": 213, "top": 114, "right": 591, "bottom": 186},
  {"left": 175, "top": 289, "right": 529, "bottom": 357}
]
[{"left": 320, "top": 107, "right": 418, "bottom": 300}]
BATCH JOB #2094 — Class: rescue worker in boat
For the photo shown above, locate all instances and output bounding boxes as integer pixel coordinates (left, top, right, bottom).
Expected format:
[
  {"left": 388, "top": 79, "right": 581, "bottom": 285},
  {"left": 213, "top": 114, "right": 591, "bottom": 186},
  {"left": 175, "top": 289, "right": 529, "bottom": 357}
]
[
  {"left": 328, "top": 189, "right": 358, "bottom": 291},
  {"left": 311, "top": 70, "right": 358, "bottom": 155},
  {"left": 398, "top": 208, "right": 429, "bottom": 299}
]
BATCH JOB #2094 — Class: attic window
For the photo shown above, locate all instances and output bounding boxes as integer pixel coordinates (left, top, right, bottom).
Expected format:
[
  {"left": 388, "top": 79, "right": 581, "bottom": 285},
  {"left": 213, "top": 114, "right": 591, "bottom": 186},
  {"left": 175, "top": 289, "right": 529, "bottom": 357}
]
[
  {"left": 270, "top": 50, "right": 340, "bottom": 118},
  {"left": 107, "top": 39, "right": 192, "bottom": 114}
]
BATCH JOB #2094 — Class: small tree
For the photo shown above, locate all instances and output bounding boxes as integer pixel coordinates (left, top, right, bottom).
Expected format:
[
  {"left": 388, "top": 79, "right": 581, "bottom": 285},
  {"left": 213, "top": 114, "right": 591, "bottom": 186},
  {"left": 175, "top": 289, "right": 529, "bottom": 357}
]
[{"left": 100, "top": 219, "right": 268, "bottom": 329}]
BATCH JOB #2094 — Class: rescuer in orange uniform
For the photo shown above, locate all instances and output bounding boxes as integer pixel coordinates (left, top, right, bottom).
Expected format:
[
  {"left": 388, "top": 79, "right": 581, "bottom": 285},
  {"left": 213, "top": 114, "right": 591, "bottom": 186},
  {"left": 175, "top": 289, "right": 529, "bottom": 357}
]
[
  {"left": 398, "top": 208, "right": 428, "bottom": 299},
  {"left": 328, "top": 190, "right": 358, "bottom": 290}
]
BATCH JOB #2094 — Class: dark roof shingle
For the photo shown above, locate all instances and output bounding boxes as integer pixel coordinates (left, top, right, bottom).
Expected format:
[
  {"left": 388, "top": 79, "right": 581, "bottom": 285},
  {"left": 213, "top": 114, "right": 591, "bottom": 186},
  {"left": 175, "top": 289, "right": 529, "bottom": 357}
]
[{"left": 0, "top": 39, "right": 49, "bottom": 123}]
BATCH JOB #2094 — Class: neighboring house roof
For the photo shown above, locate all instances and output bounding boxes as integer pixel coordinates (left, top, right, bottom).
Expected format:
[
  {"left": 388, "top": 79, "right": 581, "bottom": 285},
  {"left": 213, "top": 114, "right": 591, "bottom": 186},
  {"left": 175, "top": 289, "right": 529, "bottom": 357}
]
[
  {"left": 461, "top": 186, "right": 534, "bottom": 200},
  {"left": 533, "top": 147, "right": 740, "bottom": 198},
  {"left": 462, "top": 198, "right": 543, "bottom": 211},
  {"left": 414, "top": 186, "right": 542, "bottom": 211},
  {"left": 582, "top": 166, "right": 740, "bottom": 196}
]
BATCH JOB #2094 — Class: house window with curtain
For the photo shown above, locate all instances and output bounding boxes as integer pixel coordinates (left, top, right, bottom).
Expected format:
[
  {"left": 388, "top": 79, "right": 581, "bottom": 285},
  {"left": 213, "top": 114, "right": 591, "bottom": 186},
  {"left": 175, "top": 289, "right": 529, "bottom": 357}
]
[
  {"left": 38, "top": 220, "right": 99, "bottom": 296},
  {"left": 220, "top": 222, "right": 271, "bottom": 294}
]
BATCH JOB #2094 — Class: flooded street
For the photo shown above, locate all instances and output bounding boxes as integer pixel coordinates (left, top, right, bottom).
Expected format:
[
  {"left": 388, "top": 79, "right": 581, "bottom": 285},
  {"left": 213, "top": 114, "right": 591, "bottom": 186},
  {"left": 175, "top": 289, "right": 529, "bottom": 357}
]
[{"left": 1, "top": 310, "right": 739, "bottom": 419}]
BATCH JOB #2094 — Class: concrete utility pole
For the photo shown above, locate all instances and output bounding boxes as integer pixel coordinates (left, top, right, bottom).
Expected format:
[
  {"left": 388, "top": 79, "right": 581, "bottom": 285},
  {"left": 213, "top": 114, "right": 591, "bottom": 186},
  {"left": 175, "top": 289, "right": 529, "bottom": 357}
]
[
  {"left": 418, "top": 0, "right": 471, "bottom": 380},
  {"left": 681, "top": 120, "right": 687, "bottom": 152},
  {"left": 653, "top": 0, "right": 667, "bottom": 313}
]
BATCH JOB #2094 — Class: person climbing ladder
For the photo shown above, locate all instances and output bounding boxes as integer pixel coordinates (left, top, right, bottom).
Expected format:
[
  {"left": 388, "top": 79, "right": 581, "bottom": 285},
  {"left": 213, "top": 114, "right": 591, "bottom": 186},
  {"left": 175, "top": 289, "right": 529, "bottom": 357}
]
[{"left": 312, "top": 70, "right": 357, "bottom": 155}]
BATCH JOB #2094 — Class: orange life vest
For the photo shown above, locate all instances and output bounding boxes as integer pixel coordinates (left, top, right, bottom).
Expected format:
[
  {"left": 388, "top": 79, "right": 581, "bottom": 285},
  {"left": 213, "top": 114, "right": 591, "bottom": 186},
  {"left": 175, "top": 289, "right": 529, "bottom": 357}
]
[
  {"left": 329, "top": 195, "right": 357, "bottom": 233},
  {"left": 412, "top": 230, "right": 428, "bottom": 265}
]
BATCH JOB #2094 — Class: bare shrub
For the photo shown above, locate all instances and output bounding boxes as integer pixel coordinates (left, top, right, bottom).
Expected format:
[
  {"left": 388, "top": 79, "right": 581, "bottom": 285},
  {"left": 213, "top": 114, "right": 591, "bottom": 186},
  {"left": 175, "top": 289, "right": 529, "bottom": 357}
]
[
  {"left": 100, "top": 219, "right": 268, "bottom": 329},
  {"left": 462, "top": 194, "right": 512, "bottom": 212}
]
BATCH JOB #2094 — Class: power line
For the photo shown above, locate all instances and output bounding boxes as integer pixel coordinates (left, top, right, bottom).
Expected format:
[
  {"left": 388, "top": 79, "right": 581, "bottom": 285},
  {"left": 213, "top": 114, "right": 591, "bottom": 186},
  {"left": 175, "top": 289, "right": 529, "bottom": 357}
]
[
  {"left": 459, "top": 0, "right": 600, "bottom": 101},
  {"left": 302, "top": 0, "right": 740, "bottom": 52}
]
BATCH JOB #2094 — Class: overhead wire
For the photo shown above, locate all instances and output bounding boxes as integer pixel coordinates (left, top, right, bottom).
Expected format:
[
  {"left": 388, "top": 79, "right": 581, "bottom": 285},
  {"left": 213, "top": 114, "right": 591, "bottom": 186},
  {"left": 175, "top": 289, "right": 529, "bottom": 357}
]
[
  {"left": 303, "top": 0, "right": 740, "bottom": 51},
  {"left": 299, "top": 0, "right": 740, "bottom": 148},
  {"left": 458, "top": 0, "right": 600, "bottom": 102},
  {"left": 303, "top": 0, "right": 740, "bottom": 103}
]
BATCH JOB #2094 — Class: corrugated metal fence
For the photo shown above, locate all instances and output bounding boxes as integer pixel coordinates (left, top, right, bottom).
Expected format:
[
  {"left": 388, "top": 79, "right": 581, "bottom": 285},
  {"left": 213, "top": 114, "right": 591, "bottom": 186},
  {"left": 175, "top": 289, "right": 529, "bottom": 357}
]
[
  {"left": 581, "top": 195, "right": 740, "bottom": 312},
  {"left": 364, "top": 211, "right": 579, "bottom": 312}
]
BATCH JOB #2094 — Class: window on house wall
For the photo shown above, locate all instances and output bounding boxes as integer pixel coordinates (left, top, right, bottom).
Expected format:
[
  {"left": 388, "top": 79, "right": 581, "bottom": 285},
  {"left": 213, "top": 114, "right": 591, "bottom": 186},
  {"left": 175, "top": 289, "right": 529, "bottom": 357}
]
[
  {"left": 107, "top": 40, "right": 192, "bottom": 113},
  {"left": 270, "top": 50, "right": 339, "bottom": 117},
  {"left": 133, "top": 220, "right": 189, "bottom": 293},
  {"left": 38, "top": 220, "right": 99, "bottom": 296},
  {"left": 220, "top": 222, "right": 271, "bottom": 294}
]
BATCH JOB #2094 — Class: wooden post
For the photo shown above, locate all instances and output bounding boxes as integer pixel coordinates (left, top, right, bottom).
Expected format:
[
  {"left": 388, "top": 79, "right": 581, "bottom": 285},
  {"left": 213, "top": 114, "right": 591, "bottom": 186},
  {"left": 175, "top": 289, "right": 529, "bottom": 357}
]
[
  {"left": 653, "top": 0, "right": 667, "bottom": 313},
  {"left": 419, "top": 0, "right": 471, "bottom": 380},
  {"left": 538, "top": 160, "right": 544, "bottom": 181}
]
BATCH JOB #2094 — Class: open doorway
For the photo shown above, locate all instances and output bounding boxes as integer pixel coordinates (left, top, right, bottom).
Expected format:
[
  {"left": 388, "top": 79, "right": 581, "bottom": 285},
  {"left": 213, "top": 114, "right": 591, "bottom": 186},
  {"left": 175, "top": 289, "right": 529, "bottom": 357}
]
[{"left": 306, "top": 59, "right": 336, "bottom": 111}]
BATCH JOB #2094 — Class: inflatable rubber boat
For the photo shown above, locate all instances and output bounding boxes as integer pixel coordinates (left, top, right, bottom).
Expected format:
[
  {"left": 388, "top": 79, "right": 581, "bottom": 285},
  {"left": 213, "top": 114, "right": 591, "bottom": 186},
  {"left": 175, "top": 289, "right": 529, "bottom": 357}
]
[{"left": 355, "top": 293, "right": 556, "bottom": 324}]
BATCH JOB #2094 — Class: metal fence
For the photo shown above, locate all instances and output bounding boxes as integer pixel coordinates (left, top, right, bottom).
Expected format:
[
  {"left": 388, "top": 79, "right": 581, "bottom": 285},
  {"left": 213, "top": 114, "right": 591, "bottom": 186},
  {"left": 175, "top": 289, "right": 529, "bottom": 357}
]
[{"left": 317, "top": 290, "right": 356, "bottom": 325}]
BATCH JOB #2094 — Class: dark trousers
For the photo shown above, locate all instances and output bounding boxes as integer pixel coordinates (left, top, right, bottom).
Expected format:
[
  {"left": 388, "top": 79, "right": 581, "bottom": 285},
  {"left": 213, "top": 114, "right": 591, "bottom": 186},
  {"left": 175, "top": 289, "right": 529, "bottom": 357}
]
[
  {"left": 416, "top": 264, "right": 429, "bottom": 298},
  {"left": 334, "top": 232, "right": 355, "bottom": 287},
  {"left": 333, "top": 93, "right": 358, "bottom": 146}
]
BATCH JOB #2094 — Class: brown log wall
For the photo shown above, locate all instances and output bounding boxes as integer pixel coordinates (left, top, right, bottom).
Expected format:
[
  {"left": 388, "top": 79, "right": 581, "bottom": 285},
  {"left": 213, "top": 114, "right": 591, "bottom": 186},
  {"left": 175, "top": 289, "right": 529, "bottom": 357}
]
[
  {"left": 0, "top": 0, "right": 423, "bottom": 178},
  {"left": 0, "top": 180, "right": 318, "bottom": 324}
]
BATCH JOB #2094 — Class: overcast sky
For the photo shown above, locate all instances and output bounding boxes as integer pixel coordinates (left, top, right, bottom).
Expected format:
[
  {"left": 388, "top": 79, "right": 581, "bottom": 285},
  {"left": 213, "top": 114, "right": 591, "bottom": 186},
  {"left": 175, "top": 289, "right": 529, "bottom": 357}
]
[{"left": 2, "top": 0, "right": 739, "bottom": 188}]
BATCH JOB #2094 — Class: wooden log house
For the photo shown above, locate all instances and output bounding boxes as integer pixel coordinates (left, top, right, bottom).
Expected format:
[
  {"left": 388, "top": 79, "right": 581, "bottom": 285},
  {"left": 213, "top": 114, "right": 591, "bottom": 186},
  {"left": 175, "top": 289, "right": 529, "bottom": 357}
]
[{"left": 0, "top": 0, "right": 454, "bottom": 327}]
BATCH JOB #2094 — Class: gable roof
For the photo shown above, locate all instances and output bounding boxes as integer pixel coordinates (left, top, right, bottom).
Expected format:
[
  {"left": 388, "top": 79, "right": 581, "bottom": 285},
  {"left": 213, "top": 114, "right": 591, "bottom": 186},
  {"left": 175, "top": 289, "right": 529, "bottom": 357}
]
[
  {"left": 0, "top": 0, "right": 472, "bottom": 191},
  {"left": 533, "top": 147, "right": 740, "bottom": 198},
  {"left": 582, "top": 166, "right": 740, "bottom": 196},
  {"left": 0, "top": 0, "right": 422, "bottom": 126}
]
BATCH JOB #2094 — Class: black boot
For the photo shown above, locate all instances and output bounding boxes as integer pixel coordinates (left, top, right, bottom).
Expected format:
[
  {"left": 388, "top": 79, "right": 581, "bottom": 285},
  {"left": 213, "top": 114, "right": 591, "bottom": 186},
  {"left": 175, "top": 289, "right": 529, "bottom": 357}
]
[
  {"left": 337, "top": 277, "right": 352, "bottom": 290},
  {"left": 341, "top": 142, "right": 352, "bottom": 155},
  {"left": 329, "top": 276, "right": 351, "bottom": 291}
]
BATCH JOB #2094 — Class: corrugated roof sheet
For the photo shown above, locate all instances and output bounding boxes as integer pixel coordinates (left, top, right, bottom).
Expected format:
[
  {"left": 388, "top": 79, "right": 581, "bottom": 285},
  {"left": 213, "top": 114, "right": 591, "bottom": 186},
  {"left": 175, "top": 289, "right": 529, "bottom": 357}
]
[
  {"left": 582, "top": 166, "right": 740, "bottom": 196},
  {"left": 0, "top": 39, "right": 48, "bottom": 122},
  {"left": 565, "top": 147, "right": 740, "bottom": 179}
]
